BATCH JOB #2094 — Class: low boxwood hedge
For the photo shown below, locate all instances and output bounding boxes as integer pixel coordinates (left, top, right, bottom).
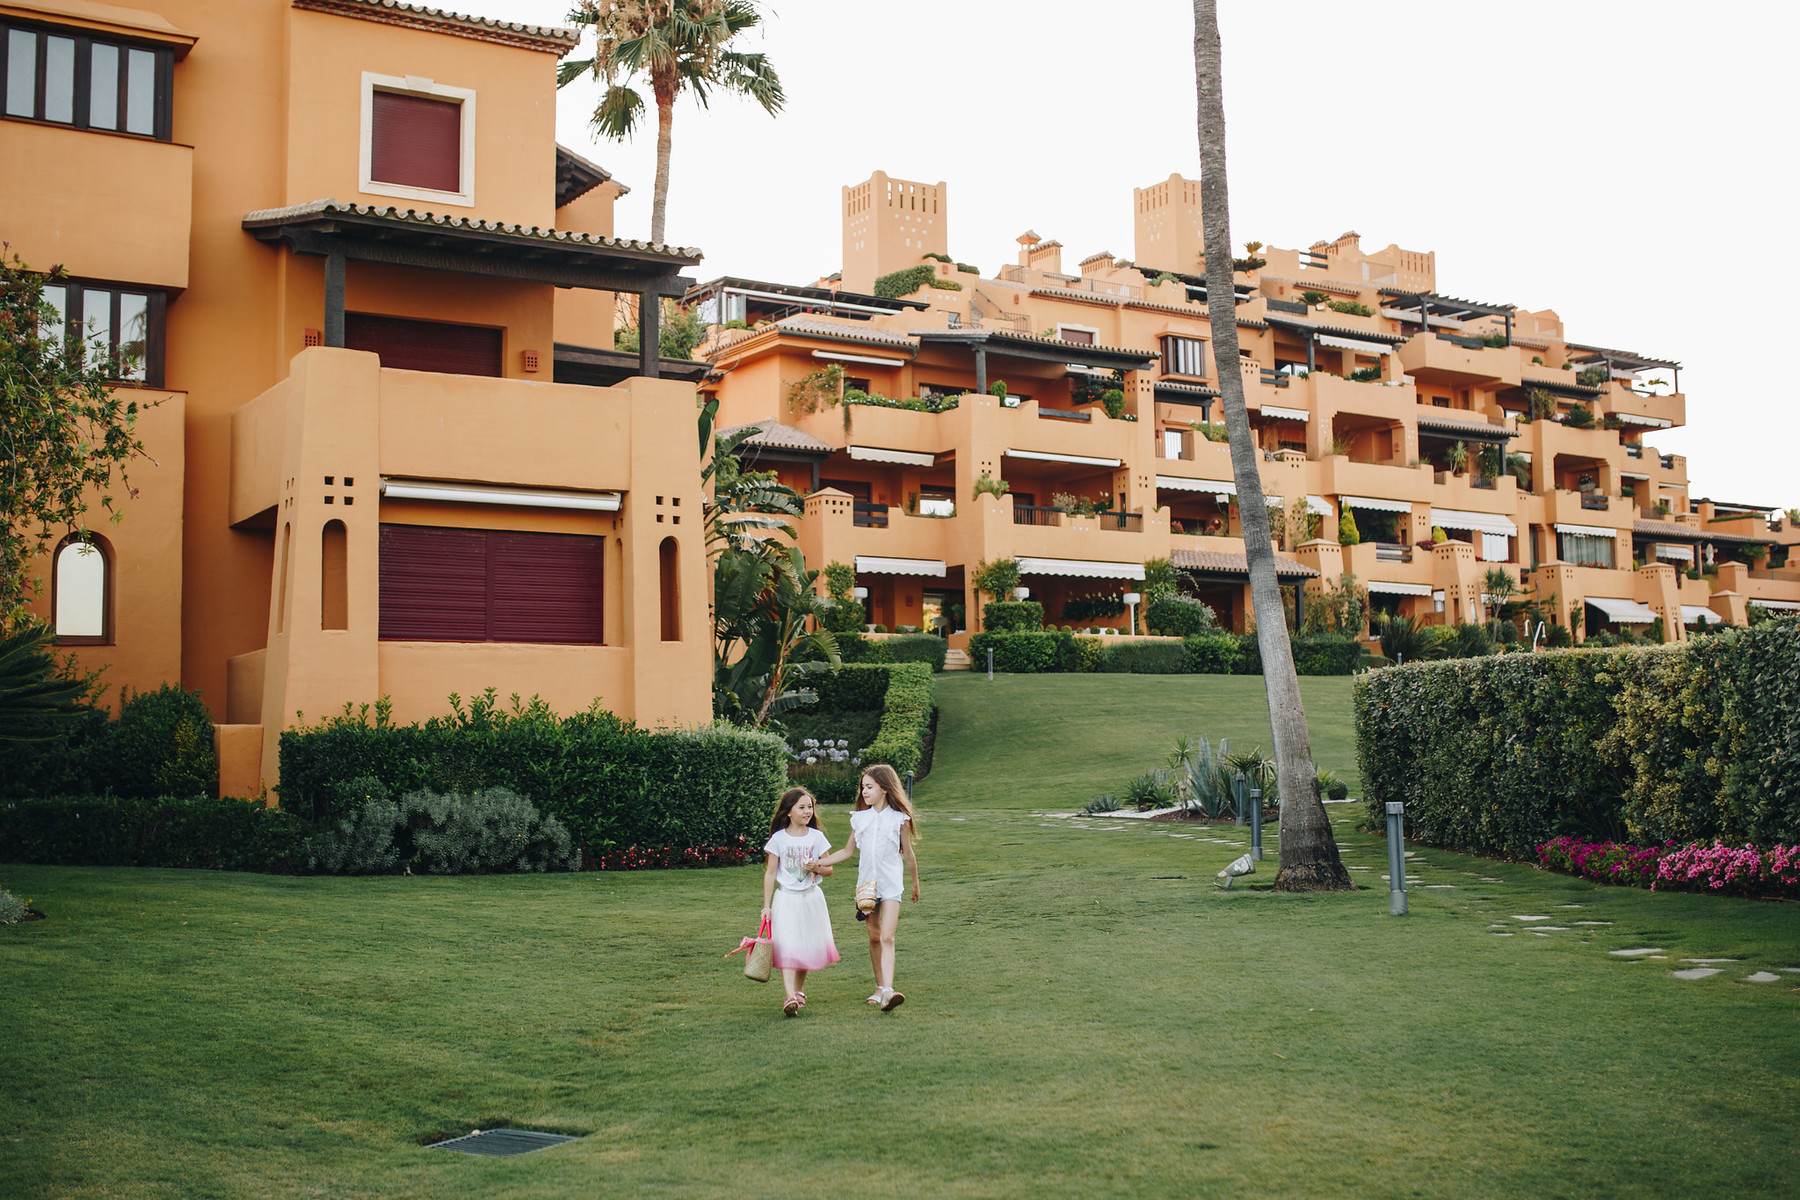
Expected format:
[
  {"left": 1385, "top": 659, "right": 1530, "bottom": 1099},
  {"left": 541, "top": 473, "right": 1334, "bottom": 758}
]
[
  {"left": 0, "top": 795, "right": 309, "bottom": 871},
  {"left": 967, "top": 631, "right": 1361, "bottom": 676}
]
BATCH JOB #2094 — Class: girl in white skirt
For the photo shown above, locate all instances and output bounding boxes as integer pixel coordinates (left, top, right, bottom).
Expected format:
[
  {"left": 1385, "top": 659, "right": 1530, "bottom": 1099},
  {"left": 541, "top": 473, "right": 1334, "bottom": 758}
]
[{"left": 761, "top": 787, "right": 840, "bottom": 1017}]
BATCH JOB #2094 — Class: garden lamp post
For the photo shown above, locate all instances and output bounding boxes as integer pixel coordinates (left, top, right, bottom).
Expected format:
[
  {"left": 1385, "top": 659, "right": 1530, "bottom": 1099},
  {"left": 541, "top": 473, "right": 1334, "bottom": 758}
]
[
  {"left": 852, "top": 586, "right": 869, "bottom": 630},
  {"left": 1249, "top": 785, "right": 1263, "bottom": 860},
  {"left": 1013, "top": 587, "right": 1029, "bottom": 600},
  {"left": 1123, "top": 591, "right": 1141, "bottom": 634},
  {"left": 1386, "top": 802, "right": 1408, "bottom": 915}
]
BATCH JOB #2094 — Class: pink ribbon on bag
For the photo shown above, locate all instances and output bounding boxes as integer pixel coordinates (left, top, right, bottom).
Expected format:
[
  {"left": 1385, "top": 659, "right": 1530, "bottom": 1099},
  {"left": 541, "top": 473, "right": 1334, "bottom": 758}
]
[{"left": 726, "top": 917, "right": 771, "bottom": 957}]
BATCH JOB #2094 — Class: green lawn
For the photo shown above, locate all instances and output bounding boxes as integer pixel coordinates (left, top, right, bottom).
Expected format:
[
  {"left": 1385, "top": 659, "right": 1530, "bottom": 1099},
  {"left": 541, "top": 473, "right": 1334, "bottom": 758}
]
[{"left": 3, "top": 673, "right": 1797, "bottom": 1198}]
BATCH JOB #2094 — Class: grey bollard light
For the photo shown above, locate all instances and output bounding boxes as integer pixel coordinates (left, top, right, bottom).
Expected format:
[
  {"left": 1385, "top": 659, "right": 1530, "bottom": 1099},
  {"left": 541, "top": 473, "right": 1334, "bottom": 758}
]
[
  {"left": 1249, "top": 785, "right": 1263, "bottom": 860},
  {"left": 1386, "top": 801, "right": 1408, "bottom": 915},
  {"left": 986, "top": 647, "right": 994, "bottom": 681},
  {"left": 1234, "top": 771, "right": 1247, "bottom": 827}
]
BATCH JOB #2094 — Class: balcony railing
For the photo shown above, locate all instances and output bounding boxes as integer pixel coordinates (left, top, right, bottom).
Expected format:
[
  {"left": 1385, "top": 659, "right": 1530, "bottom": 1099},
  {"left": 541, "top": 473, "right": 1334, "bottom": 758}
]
[
  {"left": 1625, "top": 444, "right": 1643, "bottom": 459},
  {"left": 1096, "top": 511, "right": 1144, "bottom": 533},
  {"left": 1471, "top": 474, "right": 1497, "bottom": 490},
  {"left": 854, "top": 501, "right": 889, "bottom": 528},
  {"left": 1660, "top": 454, "right": 1676, "bottom": 469},
  {"left": 1038, "top": 407, "right": 1091, "bottom": 422},
  {"left": 1014, "top": 504, "right": 1061, "bottom": 527},
  {"left": 1375, "top": 543, "right": 1413, "bottom": 563},
  {"left": 1580, "top": 494, "right": 1610, "bottom": 511},
  {"left": 1266, "top": 298, "right": 1308, "bottom": 315}
]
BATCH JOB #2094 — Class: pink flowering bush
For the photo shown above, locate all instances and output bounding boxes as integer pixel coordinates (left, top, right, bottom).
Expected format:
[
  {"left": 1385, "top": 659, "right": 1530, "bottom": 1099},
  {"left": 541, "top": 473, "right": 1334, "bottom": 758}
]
[{"left": 1539, "top": 835, "right": 1800, "bottom": 899}]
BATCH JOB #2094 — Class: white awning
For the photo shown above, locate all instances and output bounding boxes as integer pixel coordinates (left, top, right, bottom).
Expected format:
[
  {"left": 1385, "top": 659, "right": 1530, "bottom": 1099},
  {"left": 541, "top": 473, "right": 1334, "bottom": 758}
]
[
  {"left": 1318, "top": 333, "right": 1393, "bottom": 357},
  {"left": 848, "top": 445, "right": 936, "bottom": 467},
  {"left": 1619, "top": 472, "right": 1649, "bottom": 481},
  {"left": 1431, "top": 507, "right": 1517, "bottom": 536},
  {"left": 854, "top": 556, "right": 946, "bottom": 577},
  {"left": 1017, "top": 557, "right": 1145, "bottom": 580},
  {"left": 380, "top": 478, "right": 621, "bottom": 512},
  {"left": 1157, "top": 475, "right": 1236, "bottom": 495},
  {"left": 1366, "top": 580, "right": 1433, "bottom": 596},
  {"left": 1342, "top": 495, "right": 1413, "bottom": 514},
  {"left": 1681, "top": 605, "right": 1721, "bottom": 624},
  {"left": 1554, "top": 523, "right": 1617, "bottom": 538},
  {"left": 1586, "top": 596, "right": 1657, "bottom": 624},
  {"left": 1749, "top": 599, "right": 1800, "bottom": 612},
  {"left": 1612, "top": 412, "right": 1672, "bottom": 428},
  {"left": 1005, "top": 449, "right": 1123, "bottom": 468},
  {"left": 1261, "top": 405, "right": 1311, "bottom": 422},
  {"left": 811, "top": 349, "right": 910, "bottom": 366},
  {"left": 1267, "top": 494, "right": 1334, "bottom": 516},
  {"left": 1653, "top": 544, "right": 1695, "bottom": 562}
]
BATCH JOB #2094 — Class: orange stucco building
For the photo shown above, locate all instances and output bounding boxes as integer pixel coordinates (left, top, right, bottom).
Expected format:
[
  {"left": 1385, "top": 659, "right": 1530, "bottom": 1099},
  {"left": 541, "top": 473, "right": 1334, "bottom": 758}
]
[
  {"left": 5, "top": 0, "right": 713, "bottom": 795},
  {"left": 695, "top": 171, "right": 1800, "bottom": 649}
]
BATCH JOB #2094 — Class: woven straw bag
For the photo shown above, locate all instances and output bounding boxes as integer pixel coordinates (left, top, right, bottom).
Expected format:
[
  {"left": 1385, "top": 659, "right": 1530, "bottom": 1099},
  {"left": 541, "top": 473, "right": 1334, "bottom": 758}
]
[
  {"left": 854, "top": 881, "right": 879, "bottom": 914},
  {"left": 743, "top": 917, "right": 773, "bottom": 982}
]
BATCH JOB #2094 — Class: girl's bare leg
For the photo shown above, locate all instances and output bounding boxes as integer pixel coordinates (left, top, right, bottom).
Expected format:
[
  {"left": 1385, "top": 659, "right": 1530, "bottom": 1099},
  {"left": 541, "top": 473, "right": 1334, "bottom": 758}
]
[
  {"left": 867, "top": 900, "right": 899, "bottom": 991},
  {"left": 781, "top": 967, "right": 801, "bottom": 999}
]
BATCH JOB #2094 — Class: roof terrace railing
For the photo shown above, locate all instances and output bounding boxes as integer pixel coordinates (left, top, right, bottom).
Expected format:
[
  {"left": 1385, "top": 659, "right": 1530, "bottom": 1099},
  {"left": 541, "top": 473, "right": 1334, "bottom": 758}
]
[{"left": 1013, "top": 504, "right": 1061, "bottom": 527}]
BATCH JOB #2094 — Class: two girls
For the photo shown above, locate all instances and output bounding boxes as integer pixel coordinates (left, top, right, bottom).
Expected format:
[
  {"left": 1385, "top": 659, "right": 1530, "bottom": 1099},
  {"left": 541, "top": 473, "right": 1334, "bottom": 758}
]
[{"left": 759, "top": 765, "right": 921, "bottom": 1014}]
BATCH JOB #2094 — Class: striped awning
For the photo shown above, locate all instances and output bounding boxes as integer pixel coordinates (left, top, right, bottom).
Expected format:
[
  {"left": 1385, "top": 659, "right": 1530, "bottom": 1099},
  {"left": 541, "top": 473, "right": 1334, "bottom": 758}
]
[
  {"left": 1342, "top": 495, "right": 1413, "bottom": 514},
  {"left": 1431, "top": 507, "right": 1517, "bottom": 536},
  {"left": 1612, "top": 412, "right": 1672, "bottom": 428},
  {"left": 1005, "top": 449, "right": 1123, "bottom": 468},
  {"left": 1555, "top": 523, "right": 1617, "bottom": 539},
  {"left": 1261, "top": 405, "right": 1310, "bottom": 422},
  {"left": 1318, "top": 333, "right": 1393, "bottom": 356},
  {"left": 854, "top": 556, "right": 946, "bottom": 577},
  {"left": 1749, "top": 599, "right": 1800, "bottom": 612},
  {"left": 1157, "top": 475, "right": 1236, "bottom": 495},
  {"left": 848, "top": 445, "right": 936, "bottom": 467},
  {"left": 1586, "top": 596, "right": 1657, "bottom": 624},
  {"left": 1268, "top": 494, "right": 1334, "bottom": 517},
  {"left": 1653, "top": 544, "right": 1695, "bottom": 562},
  {"left": 1017, "top": 557, "right": 1145, "bottom": 580},
  {"left": 1681, "top": 605, "right": 1720, "bottom": 624},
  {"left": 1366, "top": 581, "right": 1433, "bottom": 596},
  {"left": 380, "top": 478, "right": 621, "bottom": 512}
]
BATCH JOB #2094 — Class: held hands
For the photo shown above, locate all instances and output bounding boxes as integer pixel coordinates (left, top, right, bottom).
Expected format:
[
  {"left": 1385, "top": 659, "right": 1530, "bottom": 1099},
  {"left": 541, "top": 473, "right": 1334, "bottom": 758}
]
[{"left": 911, "top": 882, "right": 921, "bottom": 903}]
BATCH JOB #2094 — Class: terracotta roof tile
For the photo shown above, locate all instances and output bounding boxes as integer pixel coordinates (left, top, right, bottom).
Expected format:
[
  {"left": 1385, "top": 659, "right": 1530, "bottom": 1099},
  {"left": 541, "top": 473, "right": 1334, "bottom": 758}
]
[
  {"left": 1171, "top": 549, "right": 1317, "bottom": 578},
  {"left": 720, "top": 420, "right": 836, "bottom": 454}
]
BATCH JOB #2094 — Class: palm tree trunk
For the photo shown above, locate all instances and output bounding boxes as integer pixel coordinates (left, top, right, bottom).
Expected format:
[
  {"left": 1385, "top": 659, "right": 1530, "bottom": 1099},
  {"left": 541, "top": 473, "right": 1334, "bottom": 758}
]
[
  {"left": 651, "top": 92, "right": 675, "bottom": 245},
  {"left": 1192, "top": 0, "right": 1349, "bottom": 891}
]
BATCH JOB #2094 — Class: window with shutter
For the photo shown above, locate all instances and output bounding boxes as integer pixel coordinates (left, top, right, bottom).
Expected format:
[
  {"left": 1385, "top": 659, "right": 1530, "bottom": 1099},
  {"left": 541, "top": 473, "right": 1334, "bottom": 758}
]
[
  {"left": 344, "top": 313, "right": 502, "bottom": 377},
  {"left": 370, "top": 91, "right": 461, "bottom": 191},
  {"left": 379, "top": 525, "right": 604, "bottom": 644}
]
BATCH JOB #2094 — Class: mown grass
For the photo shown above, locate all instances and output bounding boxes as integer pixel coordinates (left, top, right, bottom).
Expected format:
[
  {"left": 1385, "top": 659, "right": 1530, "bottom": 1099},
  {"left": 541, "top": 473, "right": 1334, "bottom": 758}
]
[{"left": 2, "top": 673, "right": 1797, "bottom": 1198}]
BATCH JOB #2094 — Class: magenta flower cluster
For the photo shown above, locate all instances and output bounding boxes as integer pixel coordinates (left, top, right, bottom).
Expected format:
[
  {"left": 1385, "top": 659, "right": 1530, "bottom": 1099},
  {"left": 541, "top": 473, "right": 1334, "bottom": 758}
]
[
  {"left": 1539, "top": 835, "right": 1800, "bottom": 899},
  {"left": 585, "top": 836, "right": 754, "bottom": 872}
]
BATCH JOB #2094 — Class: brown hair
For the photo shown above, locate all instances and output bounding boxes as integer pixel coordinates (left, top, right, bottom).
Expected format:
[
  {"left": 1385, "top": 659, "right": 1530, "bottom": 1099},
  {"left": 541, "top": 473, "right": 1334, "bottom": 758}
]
[
  {"left": 770, "top": 787, "right": 823, "bottom": 837},
  {"left": 855, "top": 764, "right": 918, "bottom": 839}
]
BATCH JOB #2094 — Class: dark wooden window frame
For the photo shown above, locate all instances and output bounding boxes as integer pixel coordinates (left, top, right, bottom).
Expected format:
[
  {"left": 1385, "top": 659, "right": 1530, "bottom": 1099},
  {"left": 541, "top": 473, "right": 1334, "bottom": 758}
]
[
  {"left": 41, "top": 278, "right": 166, "bottom": 387},
  {"left": 0, "top": 21, "right": 172, "bottom": 140}
]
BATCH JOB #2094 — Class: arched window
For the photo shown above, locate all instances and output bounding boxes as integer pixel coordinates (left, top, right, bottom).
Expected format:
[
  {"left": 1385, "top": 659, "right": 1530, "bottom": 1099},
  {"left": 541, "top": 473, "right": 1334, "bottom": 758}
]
[
  {"left": 53, "top": 534, "right": 111, "bottom": 643},
  {"left": 659, "top": 536, "right": 680, "bottom": 641},
  {"left": 321, "top": 520, "right": 348, "bottom": 630}
]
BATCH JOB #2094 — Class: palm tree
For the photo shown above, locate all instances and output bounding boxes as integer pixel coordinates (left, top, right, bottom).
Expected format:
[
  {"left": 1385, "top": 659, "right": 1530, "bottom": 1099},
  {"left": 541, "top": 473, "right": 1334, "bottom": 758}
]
[
  {"left": 560, "top": 1, "right": 785, "bottom": 245},
  {"left": 1191, "top": 0, "right": 1349, "bottom": 891}
]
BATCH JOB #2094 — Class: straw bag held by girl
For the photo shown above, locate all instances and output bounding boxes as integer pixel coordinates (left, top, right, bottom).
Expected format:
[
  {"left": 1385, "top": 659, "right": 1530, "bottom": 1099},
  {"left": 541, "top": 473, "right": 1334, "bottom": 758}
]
[{"left": 727, "top": 917, "right": 773, "bottom": 982}]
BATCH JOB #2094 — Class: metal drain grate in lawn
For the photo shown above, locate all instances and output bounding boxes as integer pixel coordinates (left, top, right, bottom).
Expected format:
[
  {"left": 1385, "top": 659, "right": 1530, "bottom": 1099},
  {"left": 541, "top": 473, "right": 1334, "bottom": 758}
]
[{"left": 428, "top": 1129, "right": 578, "bottom": 1156}]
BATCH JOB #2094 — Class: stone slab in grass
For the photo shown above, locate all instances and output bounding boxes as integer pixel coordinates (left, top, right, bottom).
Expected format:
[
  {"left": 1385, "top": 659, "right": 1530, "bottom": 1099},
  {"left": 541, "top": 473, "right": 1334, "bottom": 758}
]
[
  {"left": 1610, "top": 948, "right": 1665, "bottom": 957},
  {"left": 1744, "top": 972, "right": 1781, "bottom": 983},
  {"left": 1512, "top": 915, "right": 1550, "bottom": 921},
  {"left": 1681, "top": 958, "right": 1741, "bottom": 965},
  {"left": 1575, "top": 920, "right": 1614, "bottom": 926},
  {"left": 1672, "top": 968, "right": 1722, "bottom": 981}
]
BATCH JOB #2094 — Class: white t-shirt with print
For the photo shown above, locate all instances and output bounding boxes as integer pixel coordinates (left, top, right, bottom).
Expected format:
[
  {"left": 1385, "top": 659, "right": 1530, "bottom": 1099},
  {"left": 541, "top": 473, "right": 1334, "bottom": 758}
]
[
  {"left": 764, "top": 827, "right": 831, "bottom": 893},
  {"left": 850, "top": 805, "right": 911, "bottom": 898}
]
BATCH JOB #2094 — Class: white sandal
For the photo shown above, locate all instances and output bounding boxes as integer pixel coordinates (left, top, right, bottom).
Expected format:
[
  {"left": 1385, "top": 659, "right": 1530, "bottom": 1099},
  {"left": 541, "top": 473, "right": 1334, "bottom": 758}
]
[{"left": 866, "top": 990, "right": 886, "bottom": 1006}]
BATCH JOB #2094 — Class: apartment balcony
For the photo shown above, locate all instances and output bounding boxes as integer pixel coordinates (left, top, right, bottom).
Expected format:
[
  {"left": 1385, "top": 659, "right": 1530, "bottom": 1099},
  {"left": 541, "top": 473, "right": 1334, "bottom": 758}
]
[
  {"left": 1317, "top": 455, "right": 1434, "bottom": 505},
  {"left": 1545, "top": 488, "right": 1629, "bottom": 530},
  {"left": 1602, "top": 386, "right": 1684, "bottom": 432},
  {"left": 1395, "top": 333, "right": 1521, "bottom": 388},
  {"left": 1013, "top": 505, "right": 1145, "bottom": 533},
  {"left": 3, "top": 122, "right": 193, "bottom": 289}
]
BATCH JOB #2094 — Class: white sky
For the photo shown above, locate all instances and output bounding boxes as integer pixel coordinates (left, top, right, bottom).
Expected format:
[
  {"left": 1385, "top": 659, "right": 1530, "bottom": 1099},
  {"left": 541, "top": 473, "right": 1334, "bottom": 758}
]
[{"left": 469, "top": 1, "right": 1796, "bottom": 509}]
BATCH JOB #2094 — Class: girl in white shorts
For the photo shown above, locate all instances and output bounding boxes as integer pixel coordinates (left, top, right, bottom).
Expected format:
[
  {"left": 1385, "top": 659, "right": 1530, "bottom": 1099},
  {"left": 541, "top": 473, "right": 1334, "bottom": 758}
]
[{"left": 810, "top": 764, "right": 919, "bottom": 1011}]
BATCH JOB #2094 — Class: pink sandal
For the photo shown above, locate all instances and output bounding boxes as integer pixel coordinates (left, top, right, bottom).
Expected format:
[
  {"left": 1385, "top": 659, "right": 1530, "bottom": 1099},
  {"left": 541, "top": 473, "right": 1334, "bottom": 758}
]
[{"left": 782, "top": 995, "right": 802, "bottom": 1017}]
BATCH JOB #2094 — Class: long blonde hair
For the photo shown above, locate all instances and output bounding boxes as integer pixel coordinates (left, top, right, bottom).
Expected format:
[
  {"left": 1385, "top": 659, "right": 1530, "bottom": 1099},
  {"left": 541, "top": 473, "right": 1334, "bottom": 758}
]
[{"left": 856, "top": 764, "right": 918, "bottom": 839}]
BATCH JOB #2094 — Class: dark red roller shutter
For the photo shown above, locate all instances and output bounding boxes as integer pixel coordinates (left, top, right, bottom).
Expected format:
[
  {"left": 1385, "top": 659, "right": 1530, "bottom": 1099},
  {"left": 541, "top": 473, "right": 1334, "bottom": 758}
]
[
  {"left": 370, "top": 91, "right": 462, "bottom": 192},
  {"left": 380, "top": 525, "right": 604, "bottom": 644},
  {"left": 345, "top": 313, "right": 502, "bottom": 377},
  {"left": 379, "top": 525, "right": 489, "bottom": 641},
  {"left": 489, "top": 531, "right": 605, "bottom": 644}
]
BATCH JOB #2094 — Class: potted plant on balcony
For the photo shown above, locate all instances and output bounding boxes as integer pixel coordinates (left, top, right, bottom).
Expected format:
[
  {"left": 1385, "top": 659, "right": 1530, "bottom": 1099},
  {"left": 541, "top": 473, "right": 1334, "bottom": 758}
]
[{"left": 1447, "top": 441, "right": 1468, "bottom": 476}]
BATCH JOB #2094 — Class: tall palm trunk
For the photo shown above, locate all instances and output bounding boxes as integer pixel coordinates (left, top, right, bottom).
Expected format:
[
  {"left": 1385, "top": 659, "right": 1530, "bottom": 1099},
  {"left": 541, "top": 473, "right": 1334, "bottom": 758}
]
[
  {"left": 651, "top": 74, "right": 677, "bottom": 245},
  {"left": 1192, "top": 0, "right": 1349, "bottom": 891}
]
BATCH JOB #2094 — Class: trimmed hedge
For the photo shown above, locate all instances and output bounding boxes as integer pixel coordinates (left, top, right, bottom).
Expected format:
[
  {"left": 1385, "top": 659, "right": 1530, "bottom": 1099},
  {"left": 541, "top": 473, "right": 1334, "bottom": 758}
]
[
  {"left": 792, "top": 662, "right": 936, "bottom": 779},
  {"left": 0, "top": 684, "right": 220, "bottom": 801},
  {"left": 982, "top": 601, "right": 1043, "bottom": 633},
  {"left": 966, "top": 631, "right": 1361, "bottom": 677},
  {"left": 1144, "top": 595, "right": 1221, "bottom": 638},
  {"left": 887, "top": 633, "right": 949, "bottom": 672},
  {"left": 0, "top": 795, "right": 309, "bottom": 871},
  {"left": 1355, "top": 619, "right": 1800, "bottom": 860},
  {"left": 866, "top": 662, "right": 934, "bottom": 776},
  {"left": 277, "top": 700, "right": 785, "bottom": 856}
]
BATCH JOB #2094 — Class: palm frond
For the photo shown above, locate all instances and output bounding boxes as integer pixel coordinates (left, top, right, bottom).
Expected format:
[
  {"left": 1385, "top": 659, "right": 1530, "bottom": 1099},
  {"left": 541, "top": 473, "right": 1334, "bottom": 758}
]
[
  {"left": 592, "top": 84, "right": 645, "bottom": 140},
  {"left": 556, "top": 57, "right": 595, "bottom": 88}
]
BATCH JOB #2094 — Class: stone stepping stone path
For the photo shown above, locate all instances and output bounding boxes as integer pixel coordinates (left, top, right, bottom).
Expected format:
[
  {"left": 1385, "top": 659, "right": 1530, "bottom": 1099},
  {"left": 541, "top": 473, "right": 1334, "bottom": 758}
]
[
  {"left": 1512, "top": 915, "right": 1551, "bottom": 922},
  {"left": 1680, "top": 958, "right": 1740, "bottom": 965},
  {"left": 1609, "top": 948, "right": 1665, "bottom": 957},
  {"left": 1672, "top": 967, "right": 1722, "bottom": 981},
  {"left": 1574, "top": 920, "right": 1613, "bottom": 926},
  {"left": 1745, "top": 972, "right": 1781, "bottom": 983}
]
